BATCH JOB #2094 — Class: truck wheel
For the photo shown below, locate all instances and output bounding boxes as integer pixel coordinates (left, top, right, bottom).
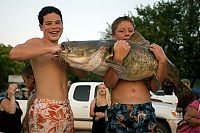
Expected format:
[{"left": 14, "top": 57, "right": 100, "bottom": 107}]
[{"left": 155, "top": 121, "right": 170, "bottom": 133}]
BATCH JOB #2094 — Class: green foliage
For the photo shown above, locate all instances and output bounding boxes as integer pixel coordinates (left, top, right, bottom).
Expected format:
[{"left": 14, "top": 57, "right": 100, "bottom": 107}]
[
  {"left": 134, "top": 0, "right": 200, "bottom": 80},
  {"left": 79, "top": 73, "right": 102, "bottom": 82},
  {"left": 0, "top": 44, "right": 26, "bottom": 90},
  {"left": 67, "top": 70, "right": 102, "bottom": 82},
  {"left": 100, "top": 23, "right": 112, "bottom": 39},
  {"left": 102, "top": 0, "right": 200, "bottom": 80}
]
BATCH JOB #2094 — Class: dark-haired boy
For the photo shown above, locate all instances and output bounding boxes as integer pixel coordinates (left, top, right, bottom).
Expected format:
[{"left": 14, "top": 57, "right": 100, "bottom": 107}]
[{"left": 9, "top": 6, "right": 86, "bottom": 132}]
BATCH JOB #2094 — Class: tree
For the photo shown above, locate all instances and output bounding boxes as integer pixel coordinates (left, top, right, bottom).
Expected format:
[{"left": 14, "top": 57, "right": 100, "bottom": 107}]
[
  {"left": 133, "top": 0, "right": 200, "bottom": 80},
  {"left": 101, "top": 0, "right": 200, "bottom": 81},
  {"left": 67, "top": 70, "right": 102, "bottom": 83},
  {"left": 0, "top": 44, "right": 26, "bottom": 90}
]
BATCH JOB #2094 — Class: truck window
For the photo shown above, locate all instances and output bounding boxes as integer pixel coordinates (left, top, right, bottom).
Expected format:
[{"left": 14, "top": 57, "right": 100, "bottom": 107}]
[{"left": 73, "top": 85, "right": 91, "bottom": 101}]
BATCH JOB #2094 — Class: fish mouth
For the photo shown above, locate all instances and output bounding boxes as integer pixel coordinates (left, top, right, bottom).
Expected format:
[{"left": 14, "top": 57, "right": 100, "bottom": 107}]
[{"left": 59, "top": 47, "right": 107, "bottom": 71}]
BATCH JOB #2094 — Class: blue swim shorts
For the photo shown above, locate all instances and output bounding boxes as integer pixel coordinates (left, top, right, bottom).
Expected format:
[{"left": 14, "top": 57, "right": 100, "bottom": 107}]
[{"left": 105, "top": 102, "right": 156, "bottom": 133}]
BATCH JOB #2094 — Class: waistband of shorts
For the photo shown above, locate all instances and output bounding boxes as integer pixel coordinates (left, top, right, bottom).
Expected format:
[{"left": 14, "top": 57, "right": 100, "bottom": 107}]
[
  {"left": 112, "top": 101, "right": 152, "bottom": 106},
  {"left": 34, "top": 98, "right": 69, "bottom": 104}
]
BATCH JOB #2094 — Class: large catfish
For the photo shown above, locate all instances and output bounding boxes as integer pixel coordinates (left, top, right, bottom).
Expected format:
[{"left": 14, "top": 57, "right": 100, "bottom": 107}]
[{"left": 59, "top": 32, "right": 193, "bottom": 100}]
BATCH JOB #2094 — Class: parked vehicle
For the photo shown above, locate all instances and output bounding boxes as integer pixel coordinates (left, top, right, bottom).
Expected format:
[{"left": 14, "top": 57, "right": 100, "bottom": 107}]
[
  {"left": 150, "top": 90, "right": 178, "bottom": 105},
  {"left": 17, "top": 82, "right": 182, "bottom": 133}
]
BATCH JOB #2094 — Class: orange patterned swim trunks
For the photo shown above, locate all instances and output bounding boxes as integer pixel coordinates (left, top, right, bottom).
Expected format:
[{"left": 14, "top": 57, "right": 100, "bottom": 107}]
[{"left": 29, "top": 99, "right": 74, "bottom": 133}]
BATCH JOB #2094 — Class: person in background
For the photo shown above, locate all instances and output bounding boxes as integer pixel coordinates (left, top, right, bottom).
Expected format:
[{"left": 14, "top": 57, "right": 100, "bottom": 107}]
[
  {"left": 181, "top": 99, "right": 200, "bottom": 132},
  {"left": 21, "top": 88, "right": 31, "bottom": 100},
  {"left": 90, "top": 83, "right": 111, "bottom": 133},
  {"left": 21, "top": 64, "right": 36, "bottom": 133},
  {"left": 0, "top": 83, "right": 23, "bottom": 133},
  {"left": 176, "top": 78, "right": 196, "bottom": 117},
  {"left": 181, "top": 79, "right": 192, "bottom": 90},
  {"left": 103, "top": 16, "right": 167, "bottom": 132},
  {"left": 9, "top": 6, "right": 86, "bottom": 132},
  {"left": 21, "top": 64, "right": 35, "bottom": 94}
]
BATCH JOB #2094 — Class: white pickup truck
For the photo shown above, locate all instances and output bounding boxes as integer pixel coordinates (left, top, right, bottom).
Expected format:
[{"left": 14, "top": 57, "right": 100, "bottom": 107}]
[{"left": 17, "top": 82, "right": 182, "bottom": 133}]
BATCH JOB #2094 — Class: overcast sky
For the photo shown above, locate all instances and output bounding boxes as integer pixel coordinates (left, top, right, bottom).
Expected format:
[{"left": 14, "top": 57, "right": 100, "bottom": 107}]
[{"left": 0, "top": 0, "right": 160, "bottom": 47}]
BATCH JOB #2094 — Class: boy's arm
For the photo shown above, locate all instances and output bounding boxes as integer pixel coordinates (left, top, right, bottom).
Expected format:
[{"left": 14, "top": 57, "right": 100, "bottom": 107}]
[
  {"left": 103, "top": 61, "right": 121, "bottom": 89},
  {"left": 149, "top": 43, "right": 167, "bottom": 92},
  {"left": 9, "top": 38, "right": 61, "bottom": 60},
  {"left": 103, "top": 41, "right": 130, "bottom": 89}
]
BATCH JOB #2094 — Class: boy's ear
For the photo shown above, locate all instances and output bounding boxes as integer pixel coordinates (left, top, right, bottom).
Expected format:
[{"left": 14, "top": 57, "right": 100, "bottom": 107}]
[{"left": 39, "top": 24, "right": 43, "bottom": 31}]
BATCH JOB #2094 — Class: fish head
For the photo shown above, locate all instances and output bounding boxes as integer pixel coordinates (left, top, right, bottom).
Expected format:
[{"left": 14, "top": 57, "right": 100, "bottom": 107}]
[{"left": 59, "top": 40, "right": 115, "bottom": 69}]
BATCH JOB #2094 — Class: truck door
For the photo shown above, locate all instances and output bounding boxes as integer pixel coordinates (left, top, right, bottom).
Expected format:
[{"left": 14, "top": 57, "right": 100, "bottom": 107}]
[{"left": 69, "top": 83, "right": 97, "bottom": 130}]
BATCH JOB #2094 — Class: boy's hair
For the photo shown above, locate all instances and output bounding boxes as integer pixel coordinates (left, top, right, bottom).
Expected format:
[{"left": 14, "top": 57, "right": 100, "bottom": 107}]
[
  {"left": 111, "top": 16, "right": 135, "bottom": 35},
  {"left": 21, "top": 64, "right": 33, "bottom": 77},
  {"left": 38, "top": 6, "right": 63, "bottom": 25}
]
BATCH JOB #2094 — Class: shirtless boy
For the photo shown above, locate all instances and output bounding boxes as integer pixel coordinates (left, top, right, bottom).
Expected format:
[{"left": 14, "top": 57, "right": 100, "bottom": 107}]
[
  {"left": 9, "top": 6, "right": 86, "bottom": 133},
  {"left": 104, "top": 16, "right": 167, "bottom": 133}
]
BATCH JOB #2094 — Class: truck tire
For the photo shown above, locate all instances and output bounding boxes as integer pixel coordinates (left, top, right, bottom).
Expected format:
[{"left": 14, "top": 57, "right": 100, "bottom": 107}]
[{"left": 156, "top": 121, "right": 171, "bottom": 133}]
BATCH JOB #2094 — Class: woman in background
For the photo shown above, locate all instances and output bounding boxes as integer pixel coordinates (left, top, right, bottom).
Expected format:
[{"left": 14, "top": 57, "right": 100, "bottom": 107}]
[
  {"left": 89, "top": 83, "right": 111, "bottom": 133},
  {"left": 0, "top": 83, "right": 23, "bottom": 133}
]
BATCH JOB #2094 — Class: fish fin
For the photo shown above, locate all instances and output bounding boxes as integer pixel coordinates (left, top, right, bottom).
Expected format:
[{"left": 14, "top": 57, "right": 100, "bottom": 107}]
[
  {"left": 130, "top": 31, "right": 150, "bottom": 47},
  {"left": 105, "top": 60, "right": 125, "bottom": 74}
]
